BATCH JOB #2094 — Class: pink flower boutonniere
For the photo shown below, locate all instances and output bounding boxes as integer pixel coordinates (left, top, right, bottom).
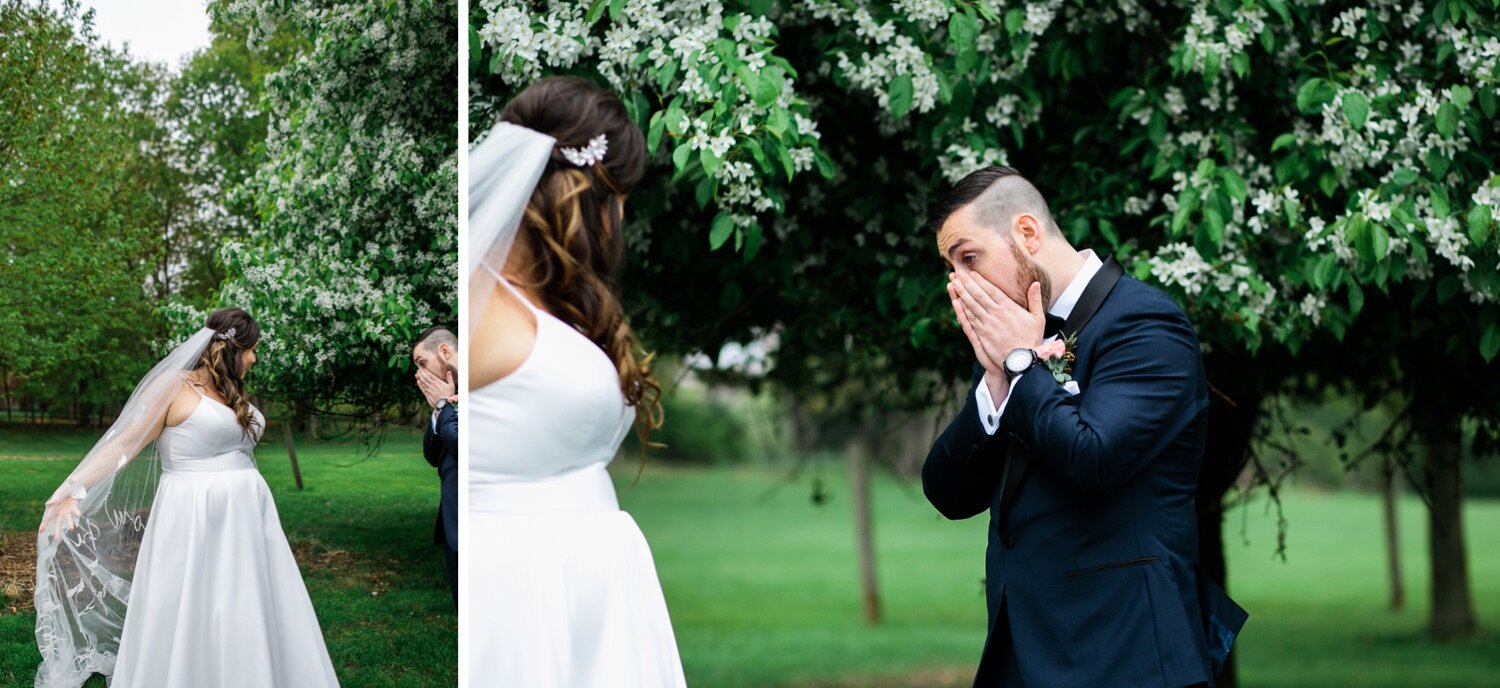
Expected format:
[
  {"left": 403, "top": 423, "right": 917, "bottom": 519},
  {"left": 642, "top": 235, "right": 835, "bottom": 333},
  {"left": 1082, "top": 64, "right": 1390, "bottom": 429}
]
[{"left": 1037, "top": 334, "right": 1078, "bottom": 386}]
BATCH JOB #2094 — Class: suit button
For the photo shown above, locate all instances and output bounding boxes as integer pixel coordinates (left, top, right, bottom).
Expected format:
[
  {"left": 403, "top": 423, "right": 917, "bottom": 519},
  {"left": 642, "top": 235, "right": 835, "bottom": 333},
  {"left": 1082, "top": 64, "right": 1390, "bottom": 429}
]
[{"left": 1003, "top": 535, "right": 1016, "bottom": 549}]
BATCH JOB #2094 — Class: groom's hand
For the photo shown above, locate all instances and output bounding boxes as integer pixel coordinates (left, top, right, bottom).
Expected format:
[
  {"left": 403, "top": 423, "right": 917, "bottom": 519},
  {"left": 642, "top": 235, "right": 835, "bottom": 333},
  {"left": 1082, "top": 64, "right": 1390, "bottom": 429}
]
[
  {"left": 415, "top": 368, "right": 455, "bottom": 409},
  {"left": 948, "top": 282, "right": 1001, "bottom": 375},
  {"left": 951, "top": 271, "right": 1046, "bottom": 365}
]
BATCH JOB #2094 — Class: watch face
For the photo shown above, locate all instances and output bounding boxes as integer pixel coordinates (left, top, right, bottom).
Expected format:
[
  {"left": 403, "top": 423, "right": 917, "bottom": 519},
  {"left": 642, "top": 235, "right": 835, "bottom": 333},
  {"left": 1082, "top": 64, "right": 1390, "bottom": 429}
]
[{"left": 1005, "top": 349, "right": 1033, "bottom": 372}]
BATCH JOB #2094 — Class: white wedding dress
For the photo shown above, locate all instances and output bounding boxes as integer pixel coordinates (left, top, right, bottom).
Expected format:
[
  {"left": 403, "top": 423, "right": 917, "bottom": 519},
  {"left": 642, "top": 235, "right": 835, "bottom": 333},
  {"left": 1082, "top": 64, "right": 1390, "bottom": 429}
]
[
  {"left": 468, "top": 278, "right": 687, "bottom": 687},
  {"left": 110, "top": 383, "right": 339, "bottom": 687}
]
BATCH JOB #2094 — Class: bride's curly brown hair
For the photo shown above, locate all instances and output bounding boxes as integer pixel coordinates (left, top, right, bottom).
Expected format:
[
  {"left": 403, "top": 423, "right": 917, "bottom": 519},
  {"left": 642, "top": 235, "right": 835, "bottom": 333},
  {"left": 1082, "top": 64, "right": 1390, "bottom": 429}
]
[
  {"left": 194, "top": 308, "right": 262, "bottom": 440},
  {"left": 501, "top": 76, "right": 663, "bottom": 445}
]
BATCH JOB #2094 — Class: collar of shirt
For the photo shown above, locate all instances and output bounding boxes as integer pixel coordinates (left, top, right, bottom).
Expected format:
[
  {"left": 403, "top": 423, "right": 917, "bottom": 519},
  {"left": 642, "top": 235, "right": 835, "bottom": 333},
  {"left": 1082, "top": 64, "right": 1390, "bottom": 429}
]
[{"left": 1048, "top": 249, "right": 1102, "bottom": 321}]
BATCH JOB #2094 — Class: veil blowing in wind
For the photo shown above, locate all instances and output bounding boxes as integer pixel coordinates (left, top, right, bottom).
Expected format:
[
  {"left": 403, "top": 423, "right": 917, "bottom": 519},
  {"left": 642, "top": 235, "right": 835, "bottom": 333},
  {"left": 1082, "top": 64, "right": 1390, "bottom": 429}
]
[
  {"left": 33, "top": 328, "right": 215, "bottom": 687},
  {"left": 465, "top": 121, "right": 556, "bottom": 351}
]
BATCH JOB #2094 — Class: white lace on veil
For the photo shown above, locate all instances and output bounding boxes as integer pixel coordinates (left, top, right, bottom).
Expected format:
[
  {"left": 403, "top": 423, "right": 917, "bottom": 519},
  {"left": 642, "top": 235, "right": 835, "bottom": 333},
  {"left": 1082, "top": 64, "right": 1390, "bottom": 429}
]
[
  {"left": 33, "top": 327, "right": 215, "bottom": 688},
  {"left": 466, "top": 121, "right": 556, "bottom": 349}
]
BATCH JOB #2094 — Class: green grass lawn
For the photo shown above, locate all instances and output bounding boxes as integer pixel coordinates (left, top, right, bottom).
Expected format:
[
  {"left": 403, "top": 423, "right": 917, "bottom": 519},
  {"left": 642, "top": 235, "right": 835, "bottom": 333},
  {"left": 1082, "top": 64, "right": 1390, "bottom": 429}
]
[
  {"left": 614, "top": 463, "right": 1500, "bottom": 688},
  {"left": 0, "top": 424, "right": 456, "bottom": 687}
]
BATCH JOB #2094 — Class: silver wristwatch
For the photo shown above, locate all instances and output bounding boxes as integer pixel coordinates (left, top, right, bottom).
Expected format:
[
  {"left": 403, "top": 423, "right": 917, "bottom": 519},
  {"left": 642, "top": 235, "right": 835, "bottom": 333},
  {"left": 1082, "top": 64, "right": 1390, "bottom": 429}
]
[{"left": 1003, "top": 348, "right": 1039, "bottom": 381}]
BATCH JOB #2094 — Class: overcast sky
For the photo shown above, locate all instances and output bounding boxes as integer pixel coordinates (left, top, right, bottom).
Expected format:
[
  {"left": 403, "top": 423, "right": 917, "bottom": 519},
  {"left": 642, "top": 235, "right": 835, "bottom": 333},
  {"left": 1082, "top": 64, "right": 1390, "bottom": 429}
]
[{"left": 85, "top": 0, "right": 212, "bottom": 69}]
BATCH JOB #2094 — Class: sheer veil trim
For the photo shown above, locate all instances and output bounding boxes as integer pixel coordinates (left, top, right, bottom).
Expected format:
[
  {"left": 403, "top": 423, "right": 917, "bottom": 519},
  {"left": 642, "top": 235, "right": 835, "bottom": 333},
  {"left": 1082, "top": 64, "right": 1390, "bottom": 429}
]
[
  {"left": 33, "top": 328, "right": 215, "bottom": 688},
  {"left": 466, "top": 121, "right": 555, "bottom": 353}
]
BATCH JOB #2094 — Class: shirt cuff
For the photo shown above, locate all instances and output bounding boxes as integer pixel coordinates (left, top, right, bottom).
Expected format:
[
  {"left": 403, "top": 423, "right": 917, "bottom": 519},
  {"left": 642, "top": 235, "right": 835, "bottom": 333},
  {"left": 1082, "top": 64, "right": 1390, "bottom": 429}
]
[{"left": 974, "top": 372, "right": 1024, "bottom": 435}]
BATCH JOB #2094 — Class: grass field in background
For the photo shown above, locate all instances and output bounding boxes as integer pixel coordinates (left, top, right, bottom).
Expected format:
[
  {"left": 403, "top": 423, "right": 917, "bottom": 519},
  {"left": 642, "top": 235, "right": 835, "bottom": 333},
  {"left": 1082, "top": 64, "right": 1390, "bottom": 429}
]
[
  {"left": 0, "top": 424, "right": 455, "bottom": 687},
  {"left": 4, "top": 423, "right": 1496, "bottom": 688},
  {"left": 615, "top": 463, "right": 1500, "bottom": 688}
]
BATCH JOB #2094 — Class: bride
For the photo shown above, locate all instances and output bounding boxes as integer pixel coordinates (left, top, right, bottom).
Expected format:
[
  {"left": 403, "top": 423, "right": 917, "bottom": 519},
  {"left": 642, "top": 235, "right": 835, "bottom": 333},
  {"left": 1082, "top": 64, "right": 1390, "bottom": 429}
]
[
  {"left": 467, "top": 76, "right": 687, "bottom": 686},
  {"left": 34, "top": 308, "right": 339, "bottom": 688}
]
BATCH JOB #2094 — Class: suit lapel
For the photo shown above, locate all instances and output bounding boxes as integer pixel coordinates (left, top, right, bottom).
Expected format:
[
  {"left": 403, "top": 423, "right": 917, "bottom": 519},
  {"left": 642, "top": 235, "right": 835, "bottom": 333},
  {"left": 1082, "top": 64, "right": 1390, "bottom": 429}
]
[{"left": 995, "top": 255, "right": 1126, "bottom": 522}]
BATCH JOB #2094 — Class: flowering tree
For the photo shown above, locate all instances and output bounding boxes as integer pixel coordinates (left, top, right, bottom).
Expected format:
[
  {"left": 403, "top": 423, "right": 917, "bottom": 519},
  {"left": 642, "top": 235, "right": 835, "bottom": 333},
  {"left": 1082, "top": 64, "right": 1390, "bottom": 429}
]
[
  {"left": 182, "top": 0, "right": 459, "bottom": 414},
  {"left": 480, "top": 0, "right": 1500, "bottom": 659}
]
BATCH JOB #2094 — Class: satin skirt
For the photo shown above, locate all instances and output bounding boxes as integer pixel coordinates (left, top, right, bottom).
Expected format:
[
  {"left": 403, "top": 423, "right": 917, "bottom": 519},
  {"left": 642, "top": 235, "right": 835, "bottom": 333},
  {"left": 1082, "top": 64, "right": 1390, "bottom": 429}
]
[
  {"left": 468, "top": 464, "right": 686, "bottom": 687},
  {"left": 112, "top": 465, "right": 339, "bottom": 688}
]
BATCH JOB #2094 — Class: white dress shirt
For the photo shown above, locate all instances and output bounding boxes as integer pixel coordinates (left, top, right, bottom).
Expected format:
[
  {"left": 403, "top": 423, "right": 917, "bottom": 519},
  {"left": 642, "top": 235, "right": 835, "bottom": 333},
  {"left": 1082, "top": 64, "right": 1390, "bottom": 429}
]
[{"left": 975, "top": 249, "right": 1103, "bottom": 435}]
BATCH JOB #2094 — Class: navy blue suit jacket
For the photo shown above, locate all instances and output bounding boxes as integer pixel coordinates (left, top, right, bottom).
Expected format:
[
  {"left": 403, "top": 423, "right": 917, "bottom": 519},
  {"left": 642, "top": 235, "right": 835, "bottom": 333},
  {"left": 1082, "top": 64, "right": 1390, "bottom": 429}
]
[
  {"left": 423, "top": 404, "right": 458, "bottom": 550},
  {"left": 923, "top": 271, "right": 1245, "bottom": 688}
]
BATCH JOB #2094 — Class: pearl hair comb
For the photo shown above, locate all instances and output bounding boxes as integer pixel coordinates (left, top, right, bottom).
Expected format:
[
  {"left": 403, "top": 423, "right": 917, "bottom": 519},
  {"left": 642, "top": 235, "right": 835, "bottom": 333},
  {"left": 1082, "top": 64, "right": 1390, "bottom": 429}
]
[
  {"left": 214, "top": 327, "right": 238, "bottom": 341},
  {"left": 560, "top": 134, "right": 608, "bottom": 167}
]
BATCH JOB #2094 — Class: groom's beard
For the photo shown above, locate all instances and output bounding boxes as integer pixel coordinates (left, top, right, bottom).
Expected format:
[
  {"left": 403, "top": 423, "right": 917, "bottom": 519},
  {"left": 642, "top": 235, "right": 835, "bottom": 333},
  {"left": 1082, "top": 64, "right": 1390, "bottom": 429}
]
[{"left": 1010, "top": 238, "right": 1053, "bottom": 309}]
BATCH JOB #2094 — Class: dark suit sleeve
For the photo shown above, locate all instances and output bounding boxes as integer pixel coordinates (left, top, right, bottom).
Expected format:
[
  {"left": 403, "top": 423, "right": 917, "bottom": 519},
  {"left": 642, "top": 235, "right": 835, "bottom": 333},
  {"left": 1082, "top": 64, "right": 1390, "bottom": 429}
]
[
  {"left": 422, "top": 410, "right": 443, "bottom": 468},
  {"left": 436, "top": 404, "right": 458, "bottom": 449},
  {"left": 1000, "top": 302, "right": 1208, "bottom": 497},
  {"left": 922, "top": 363, "right": 1007, "bottom": 520}
]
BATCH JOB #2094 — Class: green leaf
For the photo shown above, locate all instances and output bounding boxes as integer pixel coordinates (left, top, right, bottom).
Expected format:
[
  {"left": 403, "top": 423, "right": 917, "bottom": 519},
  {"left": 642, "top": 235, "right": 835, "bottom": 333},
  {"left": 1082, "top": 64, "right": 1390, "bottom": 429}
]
[
  {"left": 1430, "top": 185, "right": 1452, "bottom": 217},
  {"left": 753, "top": 66, "right": 784, "bottom": 109},
  {"left": 1435, "top": 102, "right": 1459, "bottom": 137},
  {"left": 949, "top": 13, "right": 979, "bottom": 54},
  {"left": 1481, "top": 88, "right": 1498, "bottom": 118},
  {"left": 1271, "top": 133, "right": 1297, "bottom": 152},
  {"left": 1482, "top": 323, "right": 1500, "bottom": 362},
  {"left": 1370, "top": 222, "right": 1390, "bottom": 260},
  {"left": 1469, "top": 204, "right": 1493, "bottom": 244},
  {"left": 1232, "top": 51, "right": 1250, "bottom": 79},
  {"left": 1341, "top": 91, "right": 1369, "bottom": 130},
  {"left": 1004, "top": 8, "right": 1025, "bottom": 34},
  {"left": 1098, "top": 217, "right": 1119, "bottom": 248},
  {"left": 1295, "top": 78, "right": 1336, "bottom": 113},
  {"left": 1390, "top": 168, "right": 1419, "bottom": 188},
  {"left": 709, "top": 211, "right": 735, "bottom": 250},
  {"left": 700, "top": 146, "right": 723, "bottom": 177},
  {"left": 467, "top": 23, "right": 482, "bottom": 71},
  {"left": 1203, "top": 50, "right": 1221, "bottom": 85},
  {"left": 1452, "top": 85, "right": 1473, "bottom": 110},
  {"left": 1202, "top": 206, "right": 1226, "bottom": 249},
  {"left": 609, "top": 0, "right": 627, "bottom": 21},
  {"left": 1346, "top": 278, "right": 1365, "bottom": 316},
  {"left": 657, "top": 60, "right": 678, "bottom": 93},
  {"left": 1427, "top": 149, "right": 1451, "bottom": 179},
  {"left": 647, "top": 111, "right": 666, "bottom": 153},
  {"left": 887, "top": 74, "right": 914, "bottom": 118},
  {"left": 743, "top": 223, "right": 764, "bottom": 261},
  {"left": 1437, "top": 275, "right": 1462, "bottom": 304},
  {"left": 1313, "top": 254, "right": 1337, "bottom": 290},
  {"left": 1222, "top": 169, "right": 1248, "bottom": 204},
  {"left": 672, "top": 141, "right": 693, "bottom": 171},
  {"left": 694, "top": 175, "right": 714, "bottom": 208},
  {"left": 814, "top": 150, "right": 835, "bottom": 180},
  {"left": 585, "top": 0, "right": 609, "bottom": 23}
]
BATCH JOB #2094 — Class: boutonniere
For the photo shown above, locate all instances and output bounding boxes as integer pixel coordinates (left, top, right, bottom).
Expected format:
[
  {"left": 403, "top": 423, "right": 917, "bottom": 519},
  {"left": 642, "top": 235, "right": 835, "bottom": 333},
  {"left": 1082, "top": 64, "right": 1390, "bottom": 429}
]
[{"left": 1035, "top": 334, "right": 1078, "bottom": 386}]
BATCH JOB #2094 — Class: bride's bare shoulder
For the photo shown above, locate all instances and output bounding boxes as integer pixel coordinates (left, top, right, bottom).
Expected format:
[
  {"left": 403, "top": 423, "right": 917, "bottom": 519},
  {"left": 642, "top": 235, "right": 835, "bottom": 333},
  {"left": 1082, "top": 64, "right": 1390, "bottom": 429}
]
[
  {"left": 163, "top": 374, "right": 204, "bottom": 427},
  {"left": 470, "top": 283, "right": 540, "bottom": 391}
]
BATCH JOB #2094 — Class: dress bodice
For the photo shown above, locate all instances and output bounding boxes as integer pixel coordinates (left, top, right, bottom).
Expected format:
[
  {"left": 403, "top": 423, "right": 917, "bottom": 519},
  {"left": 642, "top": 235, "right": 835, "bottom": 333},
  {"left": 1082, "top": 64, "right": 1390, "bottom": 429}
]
[
  {"left": 158, "top": 383, "right": 264, "bottom": 472},
  {"left": 469, "top": 278, "right": 634, "bottom": 505}
]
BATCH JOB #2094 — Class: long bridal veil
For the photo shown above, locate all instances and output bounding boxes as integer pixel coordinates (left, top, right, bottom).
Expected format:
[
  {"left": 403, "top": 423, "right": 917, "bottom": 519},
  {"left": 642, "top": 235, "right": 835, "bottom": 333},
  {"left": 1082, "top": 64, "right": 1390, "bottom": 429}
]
[
  {"left": 33, "top": 328, "right": 215, "bottom": 688},
  {"left": 466, "top": 121, "right": 555, "bottom": 348}
]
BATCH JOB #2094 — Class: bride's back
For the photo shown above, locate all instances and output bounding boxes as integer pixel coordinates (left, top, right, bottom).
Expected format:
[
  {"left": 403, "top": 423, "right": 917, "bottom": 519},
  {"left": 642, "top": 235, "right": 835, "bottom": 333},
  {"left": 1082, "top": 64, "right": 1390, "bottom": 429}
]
[
  {"left": 159, "top": 383, "right": 263, "bottom": 471},
  {"left": 469, "top": 282, "right": 634, "bottom": 484}
]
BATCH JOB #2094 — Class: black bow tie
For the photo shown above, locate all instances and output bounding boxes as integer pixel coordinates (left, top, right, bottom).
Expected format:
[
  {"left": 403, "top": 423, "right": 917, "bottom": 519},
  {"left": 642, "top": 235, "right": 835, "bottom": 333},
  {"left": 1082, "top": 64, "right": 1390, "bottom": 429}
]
[{"left": 1044, "top": 313, "right": 1066, "bottom": 339}]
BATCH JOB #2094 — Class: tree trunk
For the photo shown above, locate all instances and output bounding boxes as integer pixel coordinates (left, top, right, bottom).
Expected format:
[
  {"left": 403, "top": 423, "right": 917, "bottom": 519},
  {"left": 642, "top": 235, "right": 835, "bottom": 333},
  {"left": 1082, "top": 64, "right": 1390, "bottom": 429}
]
[
  {"left": 1382, "top": 458, "right": 1405, "bottom": 610},
  {"left": 282, "top": 420, "right": 306, "bottom": 491},
  {"left": 849, "top": 432, "right": 882, "bottom": 625},
  {"left": 1426, "top": 430, "right": 1475, "bottom": 640},
  {"left": 1196, "top": 371, "right": 1262, "bottom": 688},
  {"left": 2, "top": 364, "right": 10, "bottom": 421},
  {"left": 308, "top": 412, "right": 320, "bottom": 441}
]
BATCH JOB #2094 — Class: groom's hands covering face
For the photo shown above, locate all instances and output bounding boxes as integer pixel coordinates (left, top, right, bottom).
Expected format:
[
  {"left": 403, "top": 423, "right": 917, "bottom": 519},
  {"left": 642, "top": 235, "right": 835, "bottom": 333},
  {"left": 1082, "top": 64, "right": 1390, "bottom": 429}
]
[
  {"left": 416, "top": 367, "right": 456, "bottom": 409},
  {"left": 948, "top": 270, "right": 1046, "bottom": 373}
]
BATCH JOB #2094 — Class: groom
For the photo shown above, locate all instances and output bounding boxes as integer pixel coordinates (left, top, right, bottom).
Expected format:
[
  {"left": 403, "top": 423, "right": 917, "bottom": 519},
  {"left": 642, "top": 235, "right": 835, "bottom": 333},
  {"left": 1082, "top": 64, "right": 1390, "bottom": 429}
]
[
  {"left": 922, "top": 167, "right": 1246, "bottom": 687},
  {"left": 413, "top": 325, "right": 458, "bottom": 605}
]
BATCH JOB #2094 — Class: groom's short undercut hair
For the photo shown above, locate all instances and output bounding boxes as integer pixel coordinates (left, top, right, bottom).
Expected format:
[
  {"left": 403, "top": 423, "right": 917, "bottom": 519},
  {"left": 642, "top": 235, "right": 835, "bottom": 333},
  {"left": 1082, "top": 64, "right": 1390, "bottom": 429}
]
[
  {"left": 928, "top": 166, "right": 1061, "bottom": 238},
  {"left": 415, "top": 325, "right": 457, "bottom": 351}
]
